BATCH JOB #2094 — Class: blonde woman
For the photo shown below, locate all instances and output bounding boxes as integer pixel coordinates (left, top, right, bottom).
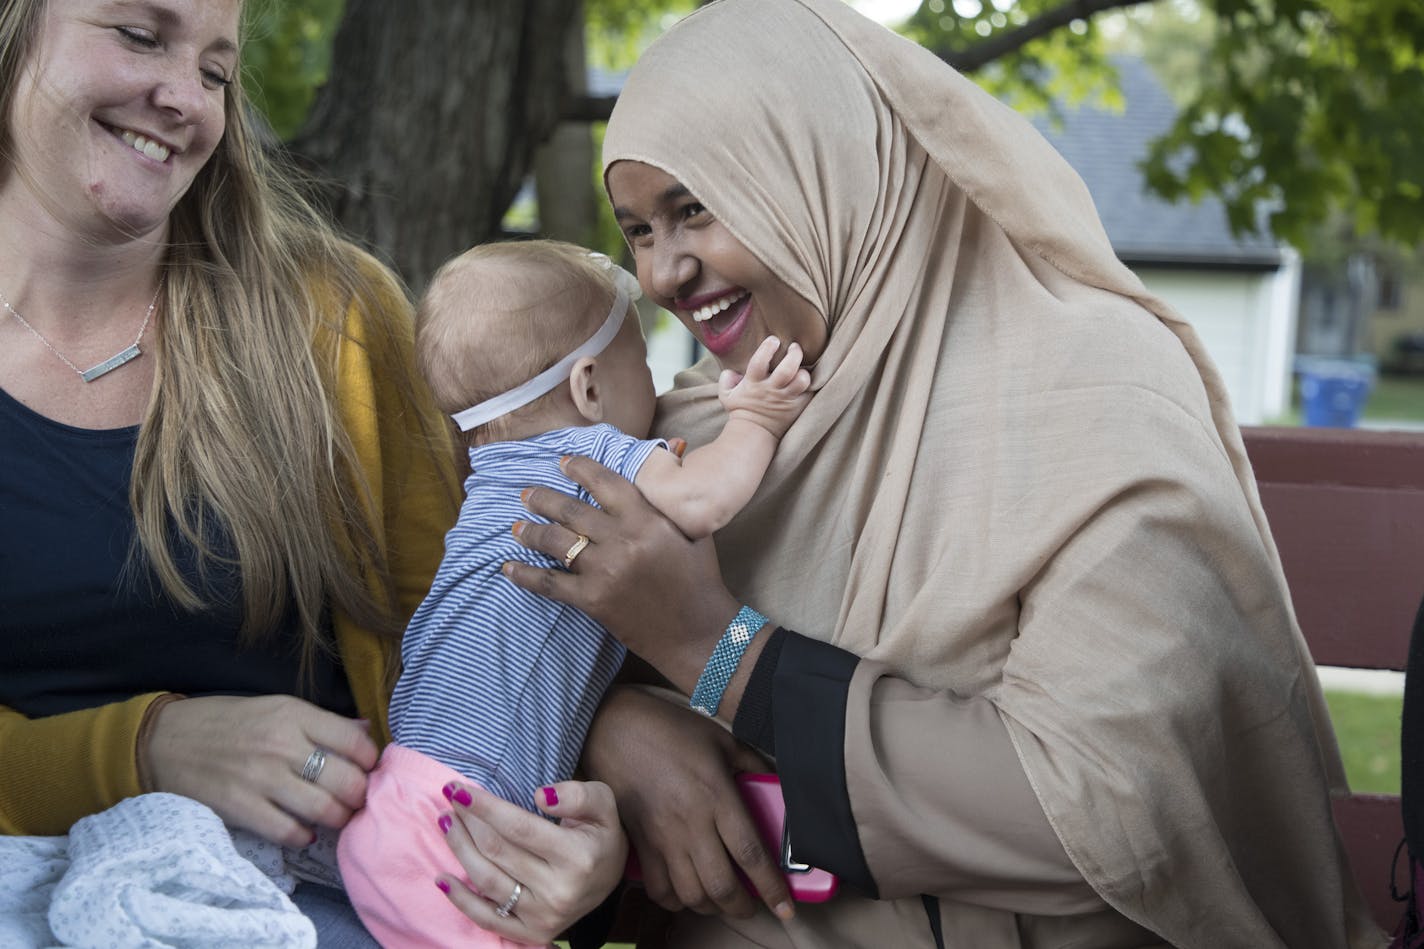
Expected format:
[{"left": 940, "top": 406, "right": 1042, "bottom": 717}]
[{"left": 0, "top": 1, "right": 626, "bottom": 942}]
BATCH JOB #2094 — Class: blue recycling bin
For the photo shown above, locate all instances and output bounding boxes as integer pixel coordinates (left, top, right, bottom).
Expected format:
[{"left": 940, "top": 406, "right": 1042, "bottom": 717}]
[{"left": 1297, "top": 359, "right": 1373, "bottom": 428}]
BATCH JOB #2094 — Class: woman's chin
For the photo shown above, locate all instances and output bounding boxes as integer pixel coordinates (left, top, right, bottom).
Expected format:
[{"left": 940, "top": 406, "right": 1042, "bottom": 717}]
[{"left": 89, "top": 194, "right": 177, "bottom": 242}]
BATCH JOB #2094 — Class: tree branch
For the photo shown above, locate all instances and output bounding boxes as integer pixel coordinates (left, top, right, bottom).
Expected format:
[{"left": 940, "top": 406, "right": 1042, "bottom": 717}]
[
  {"left": 563, "top": 93, "right": 618, "bottom": 123},
  {"left": 939, "top": 0, "right": 1156, "bottom": 72},
  {"left": 559, "top": 0, "right": 1159, "bottom": 124}
]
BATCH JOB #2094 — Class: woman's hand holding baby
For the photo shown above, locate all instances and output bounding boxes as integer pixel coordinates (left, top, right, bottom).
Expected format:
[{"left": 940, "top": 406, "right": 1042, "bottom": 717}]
[
  {"left": 718, "top": 336, "right": 812, "bottom": 439},
  {"left": 437, "top": 778, "right": 627, "bottom": 944},
  {"left": 507, "top": 456, "right": 743, "bottom": 690},
  {"left": 142, "top": 695, "right": 377, "bottom": 848}
]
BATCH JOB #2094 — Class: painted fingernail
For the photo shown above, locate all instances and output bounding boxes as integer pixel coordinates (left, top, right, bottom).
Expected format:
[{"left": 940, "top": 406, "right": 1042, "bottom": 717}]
[
  {"left": 452, "top": 788, "right": 473, "bottom": 807},
  {"left": 520, "top": 488, "right": 533, "bottom": 506},
  {"left": 542, "top": 786, "right": 559, "bottom": 807},
  {"left": 436, "top": 879, "right": 451, "bottom": 894},
  {"left": 511, "top": 521, "right": 525, "bottom": 538},
  {"left": 438, "top": 814, "right": 452, "bottom": 834},
  {"left": 442, "top": 782, "right": 455, "bottom": 801},
  {"left": 774, "top": 901, "right": 795, "bottom": 921}
]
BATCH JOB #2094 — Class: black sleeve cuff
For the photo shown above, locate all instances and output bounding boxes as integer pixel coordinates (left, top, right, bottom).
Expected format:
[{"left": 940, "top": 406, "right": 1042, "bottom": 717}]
[
  {"left": 731, "top": 626, "right": 787, "bottom": 755},
  {"left": 771, "top": 632, "right": 878, "bottom": 897}
]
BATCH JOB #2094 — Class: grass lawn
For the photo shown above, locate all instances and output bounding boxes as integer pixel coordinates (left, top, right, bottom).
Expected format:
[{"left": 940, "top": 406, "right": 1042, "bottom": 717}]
[
  {"left": 1325, "top": 689, "right": 1403, "bottom": 794},
  {"left": 1367, "top": 374, "right": 1424, "bottom": 422},
  {"left": 1271, "top": 372, "right": 1424, "bottom": 426}
]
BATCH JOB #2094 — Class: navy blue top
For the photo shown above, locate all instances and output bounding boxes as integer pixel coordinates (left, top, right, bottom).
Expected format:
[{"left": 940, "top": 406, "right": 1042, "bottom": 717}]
[{"left": 0, "top": 386, "right": 355, "bottom": 719}]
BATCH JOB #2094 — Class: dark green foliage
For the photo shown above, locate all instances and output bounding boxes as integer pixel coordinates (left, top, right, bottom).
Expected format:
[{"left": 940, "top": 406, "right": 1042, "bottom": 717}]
[
  {"left": 241, "top": 0, "right": 346, "bottom": 140},
  {"left": 901, "top": 0, "right": 1424, "bottom": 248},
  {"left": 1139, "top": 0, "right": 1424, "bottom": 247}
]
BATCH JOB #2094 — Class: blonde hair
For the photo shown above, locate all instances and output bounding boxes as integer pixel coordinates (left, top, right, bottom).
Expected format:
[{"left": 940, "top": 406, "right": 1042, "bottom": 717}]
[
  {"left": 417, "top": 239, "right": 620, "bottom": 445},
  {"left": 1, "top": 1, "right": 446, "bottom": 662}
]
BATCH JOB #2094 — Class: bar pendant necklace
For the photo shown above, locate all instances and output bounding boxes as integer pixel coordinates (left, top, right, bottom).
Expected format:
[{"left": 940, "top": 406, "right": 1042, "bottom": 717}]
[{"left": 0, "top": 284, "right": 161, "bottom": 383}]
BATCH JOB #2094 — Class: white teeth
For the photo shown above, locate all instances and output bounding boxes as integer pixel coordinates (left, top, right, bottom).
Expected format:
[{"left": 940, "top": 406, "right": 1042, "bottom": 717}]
[
  {"left": 691, "top": 289, "right": 749, "bottom": 323},
  {"left": 118, "top": 129, "right": 171, "bottom": 162}
]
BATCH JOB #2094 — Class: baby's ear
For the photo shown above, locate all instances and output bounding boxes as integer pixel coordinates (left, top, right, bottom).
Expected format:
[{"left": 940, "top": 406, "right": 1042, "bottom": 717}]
[{"left": 568, "top": 357, "right": 604, "bottom": 423}]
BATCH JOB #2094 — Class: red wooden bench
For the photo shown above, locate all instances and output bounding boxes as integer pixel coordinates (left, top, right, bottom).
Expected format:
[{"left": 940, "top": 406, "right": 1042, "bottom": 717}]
[
  {"left": 1244, "top": 424, "right": 1424, "bottom": 933},
  {"left": 603, "top": 425, "right": 1424, "bottom": 943}
]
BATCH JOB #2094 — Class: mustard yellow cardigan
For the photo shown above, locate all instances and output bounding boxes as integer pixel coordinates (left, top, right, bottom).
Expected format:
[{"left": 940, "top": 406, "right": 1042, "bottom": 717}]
[{"left": 0, "top": 286, "right": 459, "bottom": 836}]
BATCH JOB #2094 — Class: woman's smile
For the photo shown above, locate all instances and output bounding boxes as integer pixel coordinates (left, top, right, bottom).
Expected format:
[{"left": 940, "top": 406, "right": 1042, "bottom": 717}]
[
  {"left": 108, "top": 124, "right": 176, "bottom": 164},
  {"left": 678, "top": 287, "right": 753, "bottom": 356}
]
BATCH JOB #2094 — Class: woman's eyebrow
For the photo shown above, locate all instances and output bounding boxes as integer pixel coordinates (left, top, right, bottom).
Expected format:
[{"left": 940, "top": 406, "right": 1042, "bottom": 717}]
[{"left": 612, "top": 184, "right": 693, "bottom": 221}]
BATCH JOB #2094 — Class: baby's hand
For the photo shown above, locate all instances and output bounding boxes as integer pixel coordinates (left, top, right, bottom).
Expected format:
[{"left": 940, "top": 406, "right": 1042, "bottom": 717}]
[{"left": 719, "top": 336, "right": 812, "bottom": 438}]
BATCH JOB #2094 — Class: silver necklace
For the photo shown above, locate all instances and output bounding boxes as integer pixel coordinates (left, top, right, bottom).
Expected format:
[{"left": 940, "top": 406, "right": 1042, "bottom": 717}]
[{"left": 0, "top": 284, "right": 161, "bottom": 382}]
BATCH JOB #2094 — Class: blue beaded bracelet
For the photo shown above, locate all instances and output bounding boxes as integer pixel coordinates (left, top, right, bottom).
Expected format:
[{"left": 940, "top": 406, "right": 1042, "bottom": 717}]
[{"left": 689, "top": 605, "right": 770, "bottom": 717}]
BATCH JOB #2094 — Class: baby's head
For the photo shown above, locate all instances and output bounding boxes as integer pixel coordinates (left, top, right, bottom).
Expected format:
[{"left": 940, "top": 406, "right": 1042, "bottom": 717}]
[{"left": 417, "top": 239, "right": 655, "bottom": 446}]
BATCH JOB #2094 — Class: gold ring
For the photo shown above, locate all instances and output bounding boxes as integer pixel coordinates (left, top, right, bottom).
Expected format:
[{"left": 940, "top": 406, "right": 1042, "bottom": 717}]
[{"left": 562, "top": 533, "right": 590, "bottom": 570}]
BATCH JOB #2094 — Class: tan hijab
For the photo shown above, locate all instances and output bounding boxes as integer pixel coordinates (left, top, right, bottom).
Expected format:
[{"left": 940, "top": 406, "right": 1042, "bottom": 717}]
[{"left": 605, "top": 1, "right": 1377, "bottom": 946}]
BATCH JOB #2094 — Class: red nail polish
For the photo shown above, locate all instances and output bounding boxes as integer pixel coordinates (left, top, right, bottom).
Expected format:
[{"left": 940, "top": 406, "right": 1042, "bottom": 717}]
[
  {"left": 442, "top": 782, "right": 454, "bottom": 801},
  {"left": 452, "top": 788, "right": 473, "bottom": 807},
  {"left": 542, "top": 786, "right": 559, "bottom": 807},
  {"left": 438, "top": 814, "right": 452, "bottom": 834},
  {"left": 436, "top": 879, "right": 451, "bottom": 894}
]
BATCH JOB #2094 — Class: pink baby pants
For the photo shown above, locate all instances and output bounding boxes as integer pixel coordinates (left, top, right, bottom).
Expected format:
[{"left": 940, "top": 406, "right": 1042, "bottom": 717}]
[{"left": 337, "top": 743, "right": 541, "bottom": 948}]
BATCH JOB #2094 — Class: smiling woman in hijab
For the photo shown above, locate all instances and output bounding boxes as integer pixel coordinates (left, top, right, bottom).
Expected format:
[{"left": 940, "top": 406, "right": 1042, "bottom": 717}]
[{"left": 502, "top": 0, "right": 1381, "bottom": 946}]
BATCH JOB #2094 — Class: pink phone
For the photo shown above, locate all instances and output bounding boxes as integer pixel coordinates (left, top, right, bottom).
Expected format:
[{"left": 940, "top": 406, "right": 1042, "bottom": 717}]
[{"left": 624, "top": 772, "right": 840, "bottom": 903}]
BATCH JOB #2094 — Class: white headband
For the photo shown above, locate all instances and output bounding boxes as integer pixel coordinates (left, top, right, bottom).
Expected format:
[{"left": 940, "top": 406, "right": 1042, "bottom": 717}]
[{"left": 450, "top": 257, "right": 642, "bottom": 433}]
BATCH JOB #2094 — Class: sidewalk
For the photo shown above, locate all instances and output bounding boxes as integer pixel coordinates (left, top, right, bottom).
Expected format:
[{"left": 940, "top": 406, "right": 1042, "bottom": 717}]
[{"left": 1318, "top": 666, "right": 1405, "bottom": 696}]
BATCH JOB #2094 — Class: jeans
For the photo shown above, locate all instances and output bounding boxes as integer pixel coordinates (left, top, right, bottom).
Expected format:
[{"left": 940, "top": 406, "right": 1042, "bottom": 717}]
[{"left": 292, "top": 882, "right": 382, "bottom": 949}]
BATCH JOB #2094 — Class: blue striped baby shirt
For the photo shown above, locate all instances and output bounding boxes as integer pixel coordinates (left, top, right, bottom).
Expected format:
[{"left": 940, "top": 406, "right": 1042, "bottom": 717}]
[{"left": 389, "top": 424, "right": 663, "bottom": 809}]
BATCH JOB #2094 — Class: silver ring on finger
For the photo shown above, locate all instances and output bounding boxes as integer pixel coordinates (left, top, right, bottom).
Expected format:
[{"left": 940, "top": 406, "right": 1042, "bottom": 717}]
[
  {"left": 494, "top": 881, "right": 523, "bottom": 919},
  {"left": 562, "top": 533, "right": 591, "bottom": 570},
  {"left": 300, "top": 747, "right": 328, "bottom": 784}
]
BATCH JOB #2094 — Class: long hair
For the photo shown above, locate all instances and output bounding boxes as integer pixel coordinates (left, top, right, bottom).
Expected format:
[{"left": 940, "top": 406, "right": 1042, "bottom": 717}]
[{"left": 1, "top": 1, "right": 444, "bottom": 664}]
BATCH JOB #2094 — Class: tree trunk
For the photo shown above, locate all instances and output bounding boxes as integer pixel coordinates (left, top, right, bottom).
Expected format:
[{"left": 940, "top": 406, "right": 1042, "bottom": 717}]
[
  {"left": 534, "top": 2, "right": 599, "bottom": 246},
  {"left": 290, "top": 0, "right": 579, "bottom": 291}
]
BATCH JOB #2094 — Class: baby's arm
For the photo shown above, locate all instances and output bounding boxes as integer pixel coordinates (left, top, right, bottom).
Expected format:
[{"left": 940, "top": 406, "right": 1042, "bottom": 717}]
[{"left": 636, "top": 336, "right": 811, "bottom": 539}]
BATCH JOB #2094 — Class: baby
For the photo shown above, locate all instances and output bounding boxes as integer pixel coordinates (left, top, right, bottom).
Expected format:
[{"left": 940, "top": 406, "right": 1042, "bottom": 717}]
[{"left": 337, "top": 239, "right": 810, "bottom": 947}]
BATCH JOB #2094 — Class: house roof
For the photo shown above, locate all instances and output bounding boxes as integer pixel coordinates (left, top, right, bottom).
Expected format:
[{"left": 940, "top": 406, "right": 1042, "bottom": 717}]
[{"left": 1030, "top": 57, "right": 1284, "bottom": 270}]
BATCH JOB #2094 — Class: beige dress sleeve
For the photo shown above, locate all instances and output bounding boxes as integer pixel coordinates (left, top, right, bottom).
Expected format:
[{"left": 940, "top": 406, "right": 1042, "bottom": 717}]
[{"left": 842, "top": 662, "right": 1100, "bottom": 912}]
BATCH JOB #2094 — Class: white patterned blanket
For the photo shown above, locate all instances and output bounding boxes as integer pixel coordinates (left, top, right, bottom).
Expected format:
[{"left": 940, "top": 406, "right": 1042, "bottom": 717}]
[{"left": 0, "top": 793, "right": 320, "bottom": 949}]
